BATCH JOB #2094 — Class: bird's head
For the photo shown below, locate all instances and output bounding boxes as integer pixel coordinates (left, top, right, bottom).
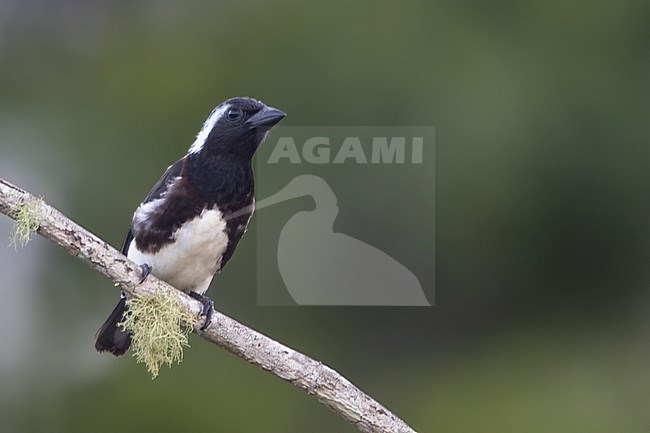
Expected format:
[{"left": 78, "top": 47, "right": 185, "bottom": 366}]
[{"left": 188, "top": 97, "right": 286, "bottom": 160}]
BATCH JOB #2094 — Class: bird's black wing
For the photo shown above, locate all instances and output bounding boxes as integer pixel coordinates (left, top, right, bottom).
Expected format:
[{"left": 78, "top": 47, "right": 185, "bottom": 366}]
[
  {"left": 218, "top": 200, "right": 254, "bottom": 271},
  {"left": 120, "top": 229, "right": 134, "bottom": 256},
  {"left": 141, "top": 157, "right": 187, "bottom": 204},
  {"left": 120, "top": 158, "right": 187, "bottom": 255}
]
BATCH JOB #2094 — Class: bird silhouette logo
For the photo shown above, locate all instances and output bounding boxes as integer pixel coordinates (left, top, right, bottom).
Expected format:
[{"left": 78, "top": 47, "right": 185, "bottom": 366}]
[{"left": 248, "top": 175, "right": 430, "bottom": 305}]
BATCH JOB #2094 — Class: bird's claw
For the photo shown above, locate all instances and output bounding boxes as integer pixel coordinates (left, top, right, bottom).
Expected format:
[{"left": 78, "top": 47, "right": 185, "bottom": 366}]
[
  {"left": 139, "top": 264, "right": 152, "bottom": 283},
  {"left": 189, "top": 292, "right": 214, "bottom": 330}
]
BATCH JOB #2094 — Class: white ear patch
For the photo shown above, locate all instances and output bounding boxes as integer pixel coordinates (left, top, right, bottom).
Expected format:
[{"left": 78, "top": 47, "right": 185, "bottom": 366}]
[{"left": 188, "top": 104, "right": 230, "bottom": 155}]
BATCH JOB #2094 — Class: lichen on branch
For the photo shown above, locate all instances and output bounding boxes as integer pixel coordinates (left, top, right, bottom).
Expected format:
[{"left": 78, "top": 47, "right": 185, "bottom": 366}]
[
  {"left": 121, "top": 293, "right": 198, "bottom": 379},
  {"left": 0, "top": 177, "right": 416, "bottom": 433},
  {"left": 10, "top": 196, "right": 43, "bottom": 248}
]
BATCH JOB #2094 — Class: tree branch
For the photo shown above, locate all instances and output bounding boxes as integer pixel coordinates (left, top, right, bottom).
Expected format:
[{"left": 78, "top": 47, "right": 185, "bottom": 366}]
[{"left": 0, "top": 177, "right": 417, "bottom": 433}]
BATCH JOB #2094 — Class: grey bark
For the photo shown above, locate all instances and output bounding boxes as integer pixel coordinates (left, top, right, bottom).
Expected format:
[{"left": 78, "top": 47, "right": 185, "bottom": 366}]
[{"left": 0, "top": 178, "right": 417, "bottom": 433}]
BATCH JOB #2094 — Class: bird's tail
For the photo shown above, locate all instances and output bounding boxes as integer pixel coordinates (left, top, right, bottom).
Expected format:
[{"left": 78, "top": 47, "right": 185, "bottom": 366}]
[{"left": 95, "top": 297, "right": 132, "bottom": 356}]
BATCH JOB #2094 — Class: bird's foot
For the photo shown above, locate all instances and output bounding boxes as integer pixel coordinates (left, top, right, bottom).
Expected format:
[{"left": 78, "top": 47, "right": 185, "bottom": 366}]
[
  {"left": 189, "top": 292, "right": 214, "bottom": 331},
  {"left": 139, "top": 264, "right": 152, "bottom": 283}
]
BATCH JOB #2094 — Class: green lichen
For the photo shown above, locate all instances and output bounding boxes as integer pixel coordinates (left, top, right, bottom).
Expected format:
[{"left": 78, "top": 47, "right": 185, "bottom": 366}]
[
  {"left": 10, "top": 197, "right": 43, "bottom": 248},
  {"left": 121, "top": 293, "right": 198, "bottom": 379}
]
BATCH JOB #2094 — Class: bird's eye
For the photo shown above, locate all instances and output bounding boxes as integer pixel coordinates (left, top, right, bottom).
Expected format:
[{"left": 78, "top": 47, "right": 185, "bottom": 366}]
[{"left": 226, "top": 107, "right": 244, "bottom": 123}]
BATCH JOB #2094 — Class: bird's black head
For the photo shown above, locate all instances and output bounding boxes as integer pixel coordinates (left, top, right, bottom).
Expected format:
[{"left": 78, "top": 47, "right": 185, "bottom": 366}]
[{"left": 187, "top": 97, "right": 286, "bottom": 160}]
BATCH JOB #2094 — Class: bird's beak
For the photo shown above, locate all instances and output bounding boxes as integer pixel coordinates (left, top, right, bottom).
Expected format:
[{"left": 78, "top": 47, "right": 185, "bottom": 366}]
[{"left": 246, "top": 106, "right": 286, "bottom": 129}]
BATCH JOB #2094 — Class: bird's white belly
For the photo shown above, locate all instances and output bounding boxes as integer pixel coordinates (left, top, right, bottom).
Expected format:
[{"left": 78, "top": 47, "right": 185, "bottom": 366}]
[{"left": 128, "top": 208, "right": 228, "bottom": 294}]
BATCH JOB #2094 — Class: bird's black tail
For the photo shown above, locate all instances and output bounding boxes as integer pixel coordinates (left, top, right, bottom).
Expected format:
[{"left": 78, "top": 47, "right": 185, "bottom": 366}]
[{"left": 95, "top": 297, "right": 132, "bottom": 356}]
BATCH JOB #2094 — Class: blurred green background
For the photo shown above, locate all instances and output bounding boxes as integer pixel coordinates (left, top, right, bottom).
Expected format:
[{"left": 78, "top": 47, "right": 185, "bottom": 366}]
[{"left": 1, "top": 1, "right": 649, "bottom": 432}]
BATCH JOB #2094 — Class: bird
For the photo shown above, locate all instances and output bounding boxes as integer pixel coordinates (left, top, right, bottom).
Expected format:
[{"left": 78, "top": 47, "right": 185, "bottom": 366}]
[{"left": 95, "top": 97, "right": 286, "bottom": 356}]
